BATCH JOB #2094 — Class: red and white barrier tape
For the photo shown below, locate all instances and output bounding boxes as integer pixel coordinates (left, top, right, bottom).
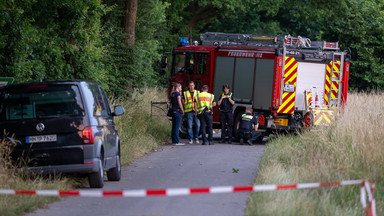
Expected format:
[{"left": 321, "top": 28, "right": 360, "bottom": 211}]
[
  {"left": 0, "top": 179, "right": 363, "bottom": 197},
  {"left": 0, "top": 179, "right": 375, "bottom": 215},
  {"left": 360, "top": 180, "right": 376, "bottom": 216}
]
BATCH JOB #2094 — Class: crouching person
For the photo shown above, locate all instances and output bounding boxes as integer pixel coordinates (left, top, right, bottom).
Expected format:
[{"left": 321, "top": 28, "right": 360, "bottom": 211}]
[{"left": 237, "top": 107, "right": 261, "bottom": 145}]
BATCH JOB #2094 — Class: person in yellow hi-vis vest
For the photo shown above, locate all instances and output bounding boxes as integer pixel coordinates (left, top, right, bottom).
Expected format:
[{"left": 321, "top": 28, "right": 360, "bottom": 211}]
[
  {"left": 195, "top": 85, "right": 216, "bottom": 145},
  {"left": 183, "top": 81, "right": 200, "bottom": 144}
]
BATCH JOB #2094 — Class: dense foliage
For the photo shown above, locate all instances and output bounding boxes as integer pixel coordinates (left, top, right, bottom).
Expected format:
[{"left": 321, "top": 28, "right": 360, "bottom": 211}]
[
  {"left": 0, "top": 0, "right": 108, "bottom": 86},
  {"left": 0, "top": 0, "right": 383, "bottom": 94}
]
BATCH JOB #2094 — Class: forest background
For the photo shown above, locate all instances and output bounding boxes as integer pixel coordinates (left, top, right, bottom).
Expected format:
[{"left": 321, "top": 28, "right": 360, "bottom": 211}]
[{"left": 1, "top": 0, "right": 383, "bottom": 95}]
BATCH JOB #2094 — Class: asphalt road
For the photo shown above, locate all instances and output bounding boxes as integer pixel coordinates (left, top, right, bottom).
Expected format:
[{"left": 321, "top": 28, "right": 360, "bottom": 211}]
[{"left": 27, "top": 140, "right": 265, "bottom": 216}]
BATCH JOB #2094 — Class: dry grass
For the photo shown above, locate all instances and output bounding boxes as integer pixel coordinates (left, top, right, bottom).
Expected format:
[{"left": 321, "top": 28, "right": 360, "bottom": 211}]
[
  {"left": 246, "top": 92, "right": 383, "bottom": 216},
  {"left": 112, "top": 87, "right": 171, "bottom": 165},
  {"left": 0, "top": 136, "right": 74, "bottom": 216}
]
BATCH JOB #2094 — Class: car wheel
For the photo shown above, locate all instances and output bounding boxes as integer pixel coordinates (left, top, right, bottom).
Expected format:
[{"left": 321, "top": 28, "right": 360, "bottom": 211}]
[
  {"left": 107, "top": 153, "right": 121, "bottom": 181},
  {"left": 88, "top": 157, "right": 104, "bottom": 188}
]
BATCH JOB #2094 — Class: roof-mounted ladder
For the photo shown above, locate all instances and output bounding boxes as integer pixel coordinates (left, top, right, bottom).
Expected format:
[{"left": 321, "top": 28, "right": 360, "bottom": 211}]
[
  {"left": 328, "top": 52, "right": 344, "bottom": 108},
  {"left": 199, "top": 32, "right": 339, "bottom": 51}
]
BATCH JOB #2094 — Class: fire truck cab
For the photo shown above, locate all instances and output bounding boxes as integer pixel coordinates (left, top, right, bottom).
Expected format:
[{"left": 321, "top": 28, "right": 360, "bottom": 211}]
[{"left": 165, "top": 32, "right": 350, "bottom": 137}]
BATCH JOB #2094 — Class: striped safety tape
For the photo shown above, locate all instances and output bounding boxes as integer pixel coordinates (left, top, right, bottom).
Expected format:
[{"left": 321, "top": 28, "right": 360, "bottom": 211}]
[
  {"left": 361, "top": 180, "right": 376, "bottom": 216},
  {"left": 0, "top": 179, "right": 365, "bottom": 197},
  {"left": 0, "top": 179, "right": 375, "bottom": 215}
]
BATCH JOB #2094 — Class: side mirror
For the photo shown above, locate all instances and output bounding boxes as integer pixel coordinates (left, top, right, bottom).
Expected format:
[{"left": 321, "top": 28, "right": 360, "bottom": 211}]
[
  {"left": 160, "top": 55, "right": 168, "bottom": 76},
  {"left": 101, "top": 110, "right": 108, "bottom": 118},
  {"left": 161, "top": 55, "right": 167, "bottom": 69},
  {"left": 113, "top": 105, "right": 125, "bottom": 116}
]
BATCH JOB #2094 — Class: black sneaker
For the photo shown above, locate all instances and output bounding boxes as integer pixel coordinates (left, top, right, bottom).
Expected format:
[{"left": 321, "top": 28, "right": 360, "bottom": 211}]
[
  {"left": 202, "top": 142, "right": 207, "bottom": 145},
  {"left": 219, "top": 139, "right": 226, "bottom": 143},
  {"left": 239, "top": 138, "right": 244, "bottom": 145},
  {"left": 247, "top": 140, "right": 253, "bottom": 145},
  {"left": 261, "top": 136, "right": 268, "bottom": 144},
  {"left": 227, "top": 140, "right": 232, "bottom": 144}
]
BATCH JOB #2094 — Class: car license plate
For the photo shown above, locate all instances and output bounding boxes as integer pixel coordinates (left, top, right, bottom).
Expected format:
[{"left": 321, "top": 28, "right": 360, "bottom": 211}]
[
  {"left": 284, "top": 84, "right": 295, "bottom": 93},
  {"left": 26, "top": 135, "right": 57, "bottom": 143}
]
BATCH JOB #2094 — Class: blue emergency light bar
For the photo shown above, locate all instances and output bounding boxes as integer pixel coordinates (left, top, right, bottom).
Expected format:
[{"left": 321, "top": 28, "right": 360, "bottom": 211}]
[{"left": 180, "top": 37, "right": 189, "bottom": 46}]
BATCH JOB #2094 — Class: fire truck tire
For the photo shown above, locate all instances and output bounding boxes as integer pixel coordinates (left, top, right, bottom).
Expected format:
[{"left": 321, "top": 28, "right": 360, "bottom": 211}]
[
  {"left": 233, "top": 110, "right": 245, "bottom": 138},
  {"left": 179, "top": 116, "right": 188, "bottom": 139},
  {"left": 303, "top": 112, "right": 314, "bottom": 128}
]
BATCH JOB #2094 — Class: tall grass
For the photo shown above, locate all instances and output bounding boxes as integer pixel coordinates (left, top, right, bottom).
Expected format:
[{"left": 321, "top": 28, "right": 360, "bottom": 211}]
[
  {"left": 0, "top": 136, "right": 74, "bottom": 216},
  {"left": 0, "top": 87, "right": 171, "bottom": 216},
  {"left": 113, "top": 87, "right": 171, "bottom": 165},
  {"left": 246, "top": 92, "right": 383, "bottom": 216}
]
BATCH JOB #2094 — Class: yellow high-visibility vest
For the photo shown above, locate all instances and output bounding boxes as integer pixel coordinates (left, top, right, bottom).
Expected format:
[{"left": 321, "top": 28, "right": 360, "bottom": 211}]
[
  {"left": 196, "top": 91, "right": 214, "bottom": 114},
  {"left": 221, "top": 92, "right": 232, "bottom": 99},
  {"left": 241, "top": 113, "right": 253, "bottom": 120},
  {"left": 183, "top": 90, "right": 199, "bottom": 113}
]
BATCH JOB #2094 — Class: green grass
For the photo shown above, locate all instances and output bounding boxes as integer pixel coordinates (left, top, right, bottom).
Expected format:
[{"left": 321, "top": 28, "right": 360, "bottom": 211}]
[
  {"left": 245, "top": 92, "right": 383, "bottom": 216},
  {"left": 0, "top": 87, "right": 171, "bottom": 216}
]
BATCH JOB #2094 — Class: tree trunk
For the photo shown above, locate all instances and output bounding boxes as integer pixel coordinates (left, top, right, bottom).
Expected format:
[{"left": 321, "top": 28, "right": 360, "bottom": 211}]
[{"left": 123, "top": 0, "right": 137, "bottom": 47}]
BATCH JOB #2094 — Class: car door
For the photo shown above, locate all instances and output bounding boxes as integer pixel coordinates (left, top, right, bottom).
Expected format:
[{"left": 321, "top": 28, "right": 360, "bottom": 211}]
[{"left": 98, "top": 86, "right": 117, "bottom": 167}]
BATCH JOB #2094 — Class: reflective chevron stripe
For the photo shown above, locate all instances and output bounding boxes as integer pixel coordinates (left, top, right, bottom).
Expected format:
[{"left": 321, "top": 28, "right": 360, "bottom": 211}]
[
  {"left": 277, "top": 57, "right": 297, "bottom": 114},
  {"left": 313, "top": 109, "right": 335, "bottom": 126},
  {"left": 324, "top": 61, "right": 340, "bottom": 106}
]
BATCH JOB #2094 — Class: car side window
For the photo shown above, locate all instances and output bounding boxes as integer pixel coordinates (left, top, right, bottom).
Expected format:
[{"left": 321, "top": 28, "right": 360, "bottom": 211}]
[
  {"left": 99, "top": 87, "right": 112, "bottom": 116},
  {"left": 89, "top": 84, "right": 107, "bottom": 117}
]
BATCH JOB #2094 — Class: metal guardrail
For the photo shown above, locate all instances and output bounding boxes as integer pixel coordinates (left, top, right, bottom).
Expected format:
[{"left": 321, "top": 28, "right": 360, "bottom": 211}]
[{"left": 150, "top": 101, "right": 168, "bottom": 117}]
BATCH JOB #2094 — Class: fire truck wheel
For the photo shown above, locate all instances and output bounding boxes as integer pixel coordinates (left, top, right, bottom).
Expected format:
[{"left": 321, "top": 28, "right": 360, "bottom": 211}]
[
  {"left": 303, "top": 112, "right": 314, "bottom": 128},
  {"left": 179, "top": 116, "right": 188, "bottom": 139},
  {"left": 233, "top": 111, "right": 245, "bottom": 137}
]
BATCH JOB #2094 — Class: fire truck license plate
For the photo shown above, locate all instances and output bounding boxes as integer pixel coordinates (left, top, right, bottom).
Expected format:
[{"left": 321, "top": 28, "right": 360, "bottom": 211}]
[{"left": 284, "top": 84, "right": 295, "bottom": 93}]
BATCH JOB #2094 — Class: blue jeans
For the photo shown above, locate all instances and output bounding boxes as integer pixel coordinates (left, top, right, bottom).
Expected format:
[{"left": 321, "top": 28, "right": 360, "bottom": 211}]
[
  {"left": 186, "top": 112, "right": 200, "bottom": 140},
  {"left": 171, "top": 111, "right": 182, "bottom": 144}
]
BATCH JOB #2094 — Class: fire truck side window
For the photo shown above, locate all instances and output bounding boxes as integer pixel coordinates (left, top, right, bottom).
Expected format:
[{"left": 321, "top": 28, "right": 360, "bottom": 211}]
[
  {"left": 173, "top": 53, "right": 185, "bottom": 76},
  {"left": 197, "top": 53, "right": 207, "bottom": 74},
  {"left": 185, "top": 52, "right": 194, "bottom": 74}
]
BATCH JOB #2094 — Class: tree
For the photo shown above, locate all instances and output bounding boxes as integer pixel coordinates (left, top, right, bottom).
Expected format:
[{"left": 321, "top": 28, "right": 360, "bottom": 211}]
[
  {"left": 0, "top": 0, "right": 108, "bottom": 86},
  {"left": 102, "top": 0, "right": 167, "bottom": 95},
  {"left": 183, "top": 0, "right": 384, "bottom": 90},
  {"left": 124, "top": 0, "right": 137, "bottom": 47}
]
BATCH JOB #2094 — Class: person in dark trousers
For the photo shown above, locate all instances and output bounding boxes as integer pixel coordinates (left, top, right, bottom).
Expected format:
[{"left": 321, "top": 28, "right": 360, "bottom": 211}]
[
  {"left": 196, "top": 85, "right": 216, "bottom": 145},
  {"left": 170, "top": 83, "right": 185, "bottom": 145},
  {"left": 183, "top": 81, "right": 200, "bottom": 144},
  {"left": 218, "top": 84, "right": 235, "bottom": 144},
  {"left": 238, "top": 107, "right": 261, "bottom": 145}
]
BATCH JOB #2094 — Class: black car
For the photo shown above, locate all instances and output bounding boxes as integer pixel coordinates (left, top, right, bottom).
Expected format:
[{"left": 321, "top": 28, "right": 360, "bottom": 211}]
[{"left": 0, "top": 80, "right": 125, "bottom": 188}]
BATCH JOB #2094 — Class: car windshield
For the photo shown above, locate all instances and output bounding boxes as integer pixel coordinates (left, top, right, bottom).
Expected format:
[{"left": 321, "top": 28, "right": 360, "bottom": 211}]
[{"left": 0, "top": 84, "right": 84, "bottom": 120}]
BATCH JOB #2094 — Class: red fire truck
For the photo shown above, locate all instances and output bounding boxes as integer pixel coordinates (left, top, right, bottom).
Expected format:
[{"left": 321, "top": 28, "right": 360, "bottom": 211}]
[{"left": 163, "top": 32, "right": 350, "bottom": 136}]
